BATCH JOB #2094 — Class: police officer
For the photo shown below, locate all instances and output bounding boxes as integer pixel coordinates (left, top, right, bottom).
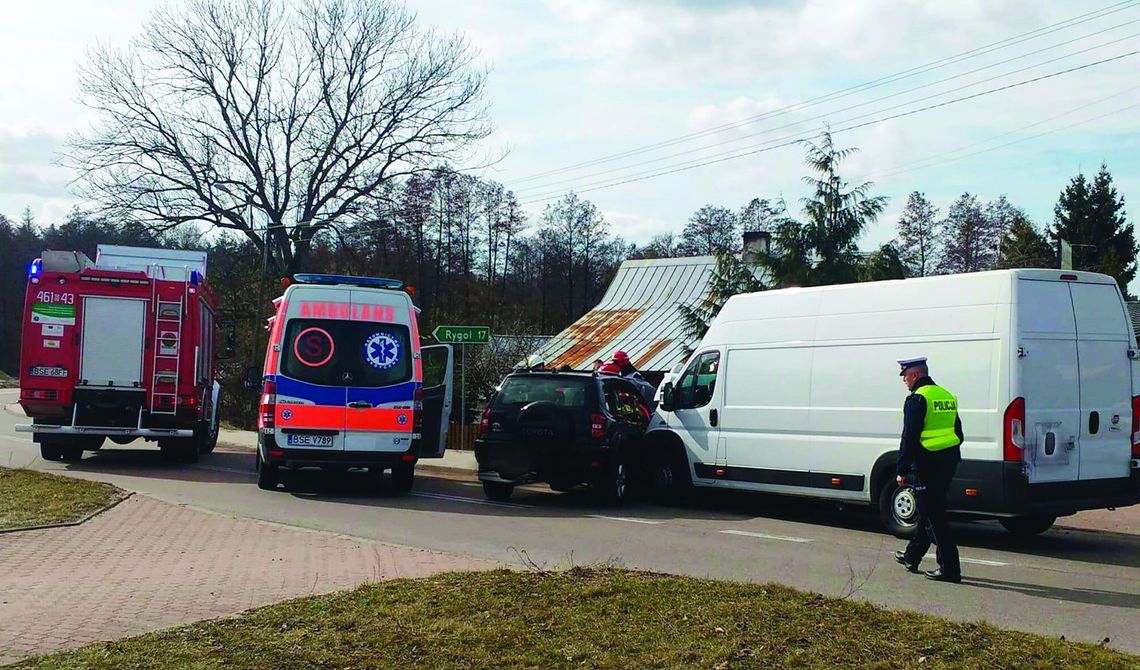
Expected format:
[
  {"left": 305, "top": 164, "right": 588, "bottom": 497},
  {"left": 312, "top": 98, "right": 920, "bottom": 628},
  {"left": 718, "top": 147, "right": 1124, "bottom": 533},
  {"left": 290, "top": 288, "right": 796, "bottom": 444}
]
[{"left": 893, "top": 357, "right": 964, "bottom": 583}]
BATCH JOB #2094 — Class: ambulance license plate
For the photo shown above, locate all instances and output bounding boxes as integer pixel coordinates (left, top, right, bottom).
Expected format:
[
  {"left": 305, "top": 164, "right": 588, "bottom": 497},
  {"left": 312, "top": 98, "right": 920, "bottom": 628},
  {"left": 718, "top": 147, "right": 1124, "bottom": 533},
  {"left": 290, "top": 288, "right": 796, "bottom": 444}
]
[
  {"left": 286, "top": 434, "right": 334, "bottom": 447},
  {"left": 30, "top": 366, "right": 68, "bottom": 378}
]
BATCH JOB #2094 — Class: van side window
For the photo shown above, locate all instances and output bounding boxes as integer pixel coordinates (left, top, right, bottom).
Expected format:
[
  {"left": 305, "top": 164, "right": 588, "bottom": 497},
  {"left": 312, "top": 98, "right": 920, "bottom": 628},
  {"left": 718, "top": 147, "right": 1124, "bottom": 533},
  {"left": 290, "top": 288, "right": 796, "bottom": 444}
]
[{"left": 675, "top": 351, "right": 720, "bottom": 410}]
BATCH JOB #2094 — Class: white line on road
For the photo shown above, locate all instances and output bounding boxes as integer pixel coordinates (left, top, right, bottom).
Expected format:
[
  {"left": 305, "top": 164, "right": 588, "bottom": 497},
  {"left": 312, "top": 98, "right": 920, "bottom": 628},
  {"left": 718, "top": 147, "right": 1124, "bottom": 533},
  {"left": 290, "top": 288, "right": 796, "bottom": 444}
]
[
  {"left": 720, "top": 529, "right": 814, "bottom": 543},
  {"left": 589, "top": 515, "right": 665, "bottom": 525},
  {"left": 924, "top": 553, "right": 1008, "bottom": 567},
  {"left": 411, "top": 491, "right": 531, "bottom": 509}
]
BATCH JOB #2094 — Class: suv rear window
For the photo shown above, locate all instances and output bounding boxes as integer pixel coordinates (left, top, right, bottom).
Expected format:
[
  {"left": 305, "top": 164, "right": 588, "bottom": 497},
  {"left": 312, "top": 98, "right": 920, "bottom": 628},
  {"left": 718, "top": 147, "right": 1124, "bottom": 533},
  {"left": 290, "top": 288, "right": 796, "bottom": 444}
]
[
  {"left": 281, "top": 319, "right": 412, "bottom": 387},
  {"left": 493, "top": 376, "right": 593, "bottom": 409}
]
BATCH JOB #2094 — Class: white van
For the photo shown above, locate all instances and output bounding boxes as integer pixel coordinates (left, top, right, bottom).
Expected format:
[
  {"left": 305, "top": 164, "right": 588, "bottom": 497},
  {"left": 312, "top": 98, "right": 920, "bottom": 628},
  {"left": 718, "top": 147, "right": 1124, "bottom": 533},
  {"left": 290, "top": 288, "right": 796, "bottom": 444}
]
[
  {"left": 254, "top": 274, "right": 454, "bottom": 493},
  {"left": 647, "top": 269, "right": 1140, "bottom": 536}
]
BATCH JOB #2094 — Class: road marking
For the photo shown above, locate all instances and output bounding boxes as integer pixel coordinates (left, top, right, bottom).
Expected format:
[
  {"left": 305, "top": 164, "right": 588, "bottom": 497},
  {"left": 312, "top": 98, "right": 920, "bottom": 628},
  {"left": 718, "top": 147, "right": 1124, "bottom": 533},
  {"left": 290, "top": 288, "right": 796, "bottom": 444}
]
[
  {"left": 195, "top": 465, "right": 253, "bottom": 475},
  {"left": 589, "top": 515, "right": 665, "bottom": 525},
  {"left": 720, "top": 529, "right": 814, "bottom": 543},
  {"left": 411, "top": 491, "right": 530, "bottom": 509},
  {"left": 924, "top": 553, "right": 1007, "bottom": 567}
]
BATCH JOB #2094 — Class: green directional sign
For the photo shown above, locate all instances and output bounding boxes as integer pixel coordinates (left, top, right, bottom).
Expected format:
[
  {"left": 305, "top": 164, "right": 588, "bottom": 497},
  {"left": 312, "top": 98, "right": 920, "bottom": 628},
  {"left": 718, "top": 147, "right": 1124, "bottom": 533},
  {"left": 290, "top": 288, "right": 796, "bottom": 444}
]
[{"left": 432, "top": 325, "right": 491, "bottom": 344}]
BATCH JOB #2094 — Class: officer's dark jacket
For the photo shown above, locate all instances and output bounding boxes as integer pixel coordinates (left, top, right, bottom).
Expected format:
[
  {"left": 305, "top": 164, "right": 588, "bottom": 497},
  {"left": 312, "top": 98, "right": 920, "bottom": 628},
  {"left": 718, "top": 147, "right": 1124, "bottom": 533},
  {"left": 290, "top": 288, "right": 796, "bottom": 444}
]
[{"left": 898, "top": 376, "right": 964, "bottom": 477}]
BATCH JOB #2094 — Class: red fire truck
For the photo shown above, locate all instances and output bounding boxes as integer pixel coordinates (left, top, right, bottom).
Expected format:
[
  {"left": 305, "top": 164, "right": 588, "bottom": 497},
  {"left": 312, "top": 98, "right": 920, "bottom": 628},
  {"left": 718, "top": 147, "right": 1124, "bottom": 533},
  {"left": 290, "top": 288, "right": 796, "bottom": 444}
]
[{"left": 16, "top": 245, "right": 228, "bottom": 463}]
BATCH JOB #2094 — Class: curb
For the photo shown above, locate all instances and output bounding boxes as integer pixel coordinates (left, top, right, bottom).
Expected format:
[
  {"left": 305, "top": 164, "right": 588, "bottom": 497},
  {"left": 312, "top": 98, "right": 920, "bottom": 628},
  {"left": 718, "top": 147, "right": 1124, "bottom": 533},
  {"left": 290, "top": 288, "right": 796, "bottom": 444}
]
[{"left": 0, "top": 491, "right": 134, "bottom": 535}]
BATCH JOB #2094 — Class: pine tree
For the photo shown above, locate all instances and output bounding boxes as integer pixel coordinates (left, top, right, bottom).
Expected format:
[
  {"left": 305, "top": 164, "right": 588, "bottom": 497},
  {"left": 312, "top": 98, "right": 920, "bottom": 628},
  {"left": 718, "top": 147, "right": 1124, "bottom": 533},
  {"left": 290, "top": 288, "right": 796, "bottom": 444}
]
[
  {"left": 895, "top": 191, "right": 939, "bottom": 277},
  {"left": 937, "top": 193, "right": 1002, "bottom": 274},
  {"left": 1053, "top": 164, "right": 1136, "bottom": 297},
  {"left": 861, "top": 243, "right": 907, "bottom": 281},
  {"left": 997, "top": 212, "right": 1053, "bottom": 269}
]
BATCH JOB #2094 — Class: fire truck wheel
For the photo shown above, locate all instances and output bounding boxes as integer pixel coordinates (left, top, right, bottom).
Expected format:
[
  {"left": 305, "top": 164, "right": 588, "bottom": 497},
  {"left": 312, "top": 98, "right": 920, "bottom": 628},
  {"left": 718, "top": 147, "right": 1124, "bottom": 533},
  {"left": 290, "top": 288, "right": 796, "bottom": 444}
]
[
  {"left": 39, "top": 444, "right": 64, "bottom": 462},
  {"left": 60, "top": 447, "right": 84, "bottom": 462},
  {"left": 195, "top": 420, "right": 219, "bottom": 455}
]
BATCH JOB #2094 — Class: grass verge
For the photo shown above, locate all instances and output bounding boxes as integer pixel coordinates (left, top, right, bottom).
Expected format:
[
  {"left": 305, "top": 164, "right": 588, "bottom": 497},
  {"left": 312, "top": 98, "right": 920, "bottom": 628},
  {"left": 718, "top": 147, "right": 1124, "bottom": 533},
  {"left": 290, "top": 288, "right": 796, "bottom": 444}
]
[
  {"left": 0, "top": 467, "right": 123, "bottom": 530},
  {"left": 14, "top": 568, "right": 1138, "bottom": 669}
]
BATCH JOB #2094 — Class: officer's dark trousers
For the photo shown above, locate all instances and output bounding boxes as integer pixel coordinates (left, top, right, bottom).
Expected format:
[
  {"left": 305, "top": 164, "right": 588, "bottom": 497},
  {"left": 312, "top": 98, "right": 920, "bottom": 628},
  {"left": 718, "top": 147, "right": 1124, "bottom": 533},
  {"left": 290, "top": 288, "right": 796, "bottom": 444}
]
[{"left": 903, "top": 450, "right": 961, "bottom": 577}]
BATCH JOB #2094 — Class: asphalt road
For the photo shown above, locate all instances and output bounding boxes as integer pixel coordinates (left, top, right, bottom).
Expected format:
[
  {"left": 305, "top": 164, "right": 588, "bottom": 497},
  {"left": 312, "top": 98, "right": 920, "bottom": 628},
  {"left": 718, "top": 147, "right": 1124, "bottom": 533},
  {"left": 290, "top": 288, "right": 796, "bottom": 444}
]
[{"left": 2, "top": 388, "right": 1139, "bottom": 653}]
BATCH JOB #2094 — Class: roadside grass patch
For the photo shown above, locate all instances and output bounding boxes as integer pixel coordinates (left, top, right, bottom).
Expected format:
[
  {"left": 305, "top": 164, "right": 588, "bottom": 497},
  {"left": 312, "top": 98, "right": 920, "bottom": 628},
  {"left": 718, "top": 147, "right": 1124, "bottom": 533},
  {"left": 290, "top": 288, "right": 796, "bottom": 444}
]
[
  {"left": 0, "top": 467, "right": 122, "bottom": 530},
  {"left": 15, "top": 568, "right": 1137, "bottom": 669}
]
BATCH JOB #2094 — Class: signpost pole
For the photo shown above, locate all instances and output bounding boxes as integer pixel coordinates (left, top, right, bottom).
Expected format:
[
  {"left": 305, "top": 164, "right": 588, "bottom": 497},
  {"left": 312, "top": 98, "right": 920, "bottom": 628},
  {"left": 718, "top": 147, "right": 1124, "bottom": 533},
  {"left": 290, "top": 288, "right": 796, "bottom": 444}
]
[{"left": 461, "top": 344, "right": 466, "bottom": 450}]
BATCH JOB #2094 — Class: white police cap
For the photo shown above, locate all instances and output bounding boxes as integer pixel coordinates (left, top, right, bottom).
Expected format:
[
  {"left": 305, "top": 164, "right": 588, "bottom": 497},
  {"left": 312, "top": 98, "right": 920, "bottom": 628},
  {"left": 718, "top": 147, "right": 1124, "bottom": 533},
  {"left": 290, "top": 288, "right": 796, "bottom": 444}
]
[{"left": 897, "top": 356, "right": 927, "bottom": 376}]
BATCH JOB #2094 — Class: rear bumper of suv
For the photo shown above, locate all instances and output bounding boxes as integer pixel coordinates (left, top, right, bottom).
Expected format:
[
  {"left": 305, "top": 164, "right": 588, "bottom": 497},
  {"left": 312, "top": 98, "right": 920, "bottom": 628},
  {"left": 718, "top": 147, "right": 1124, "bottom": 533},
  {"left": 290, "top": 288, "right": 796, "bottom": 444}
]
[
  {"left": 474, "top": 437, "right": 616, "bottom": 485},
  {"left": 259, "top": 433, "right": 415, "bottom": 469},
  {"left": 950, "top": 460, "right": 1140, "bottom": 517}
]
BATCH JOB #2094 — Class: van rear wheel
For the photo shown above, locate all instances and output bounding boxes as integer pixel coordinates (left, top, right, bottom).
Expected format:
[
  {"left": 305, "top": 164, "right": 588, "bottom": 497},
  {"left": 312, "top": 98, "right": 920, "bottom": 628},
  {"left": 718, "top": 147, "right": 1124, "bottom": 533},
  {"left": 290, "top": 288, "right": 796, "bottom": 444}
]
[
  {"left": 878, "top": 479, "right": 919, "bottom": 538},
  {"left": 391, "top": 464, "right": 415, "bottom": 493},
  {"left": 482, "top": 481, "right": 514, "bottom": 501},
  {"left": 999, "top": 515, "right": 1056, "bottom": 537},
  {"left": 256, "top": 452, "right": 279, "bottom": 491}
]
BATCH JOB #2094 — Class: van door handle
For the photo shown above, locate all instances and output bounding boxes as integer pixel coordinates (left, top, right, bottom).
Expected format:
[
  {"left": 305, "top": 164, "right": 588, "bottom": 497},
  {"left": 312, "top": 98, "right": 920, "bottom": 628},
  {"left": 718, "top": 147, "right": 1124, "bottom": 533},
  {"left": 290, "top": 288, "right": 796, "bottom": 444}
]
[
  {"left": 1065, "top": 436, "right": 1077, "bottom": 451},
  {"left": 709, "top": 408, "right": 718, "bottom": 427},
  {"left": 348, "top": 401, "right": 372, "bottom": 409}
]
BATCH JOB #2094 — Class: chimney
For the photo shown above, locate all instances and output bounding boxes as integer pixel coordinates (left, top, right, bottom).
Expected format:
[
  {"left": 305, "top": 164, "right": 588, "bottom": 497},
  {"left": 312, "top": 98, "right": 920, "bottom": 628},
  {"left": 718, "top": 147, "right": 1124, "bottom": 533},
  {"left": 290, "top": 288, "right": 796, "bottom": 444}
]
[{"left": 742, "top": 231, "right": 771, "bottom": 266}]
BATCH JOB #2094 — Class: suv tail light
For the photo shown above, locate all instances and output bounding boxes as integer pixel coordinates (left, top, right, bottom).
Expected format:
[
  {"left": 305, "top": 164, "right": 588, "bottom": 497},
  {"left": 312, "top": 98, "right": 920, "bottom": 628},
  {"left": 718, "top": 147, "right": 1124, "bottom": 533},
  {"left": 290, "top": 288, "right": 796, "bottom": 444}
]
[
  {"left": 1004, "top": 397, "right": 1025, "bottom": 462},
  {"left": 590, "top": 413, "right": 606, "bottom": 439},
  {"left": 479, "top": 406, "right": 491, "bottom": 436},
  {"left": 412, "top": 388, "right": 424, "bottom": 434},
  {"left": 259, "top": 379, "right": 277, "bottom": 430},
  {"left": 1132, "top": 396, "right": 1140, "bottom": 458}
]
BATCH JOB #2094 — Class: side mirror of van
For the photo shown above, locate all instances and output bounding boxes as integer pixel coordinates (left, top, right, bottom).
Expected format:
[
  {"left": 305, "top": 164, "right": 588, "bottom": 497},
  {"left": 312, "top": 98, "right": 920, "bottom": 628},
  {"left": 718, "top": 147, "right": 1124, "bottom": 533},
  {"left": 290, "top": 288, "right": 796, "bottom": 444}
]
[
  {"left": 243, "top": 366, "right": 262, "bottom": 391},
  {"left": 659, "top": 382, "right": 675, "bottom": 412}
]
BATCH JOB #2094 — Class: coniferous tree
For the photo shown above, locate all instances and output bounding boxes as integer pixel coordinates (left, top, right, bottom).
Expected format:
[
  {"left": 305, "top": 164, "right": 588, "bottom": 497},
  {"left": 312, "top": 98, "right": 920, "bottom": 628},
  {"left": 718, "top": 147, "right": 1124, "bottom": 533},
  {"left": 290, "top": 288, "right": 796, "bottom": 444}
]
[
  {"left": 1052, "top": 164, "right": 1136, "bottom": 297},
  {"left": 895, "top": 191, "right": 939, "bottom": 277},
  {"left": 938, "top": 193, "right": 1002, "bottom": 274}
]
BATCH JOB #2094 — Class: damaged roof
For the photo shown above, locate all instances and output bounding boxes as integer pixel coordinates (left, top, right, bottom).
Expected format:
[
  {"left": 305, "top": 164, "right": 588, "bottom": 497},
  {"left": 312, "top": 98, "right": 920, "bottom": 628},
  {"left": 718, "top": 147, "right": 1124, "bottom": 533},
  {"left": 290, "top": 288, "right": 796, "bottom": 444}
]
[{"left": 537, "top": 256, "right": 717, "bottom": 372}]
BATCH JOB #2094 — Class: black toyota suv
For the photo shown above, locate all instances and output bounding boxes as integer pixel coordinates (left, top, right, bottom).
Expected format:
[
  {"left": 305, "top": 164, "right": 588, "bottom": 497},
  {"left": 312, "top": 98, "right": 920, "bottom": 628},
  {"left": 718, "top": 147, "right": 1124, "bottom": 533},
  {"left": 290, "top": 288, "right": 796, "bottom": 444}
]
[{"left": 474, "top": 371, "right": 652, "bottom": 505}]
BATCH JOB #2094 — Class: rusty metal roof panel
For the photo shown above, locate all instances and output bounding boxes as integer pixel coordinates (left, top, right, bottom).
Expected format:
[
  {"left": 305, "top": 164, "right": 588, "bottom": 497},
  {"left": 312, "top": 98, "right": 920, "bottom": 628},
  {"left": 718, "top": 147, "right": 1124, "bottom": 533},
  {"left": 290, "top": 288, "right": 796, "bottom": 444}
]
[{"left": 538, "top": 256, "right": 717, "bottom": 373}]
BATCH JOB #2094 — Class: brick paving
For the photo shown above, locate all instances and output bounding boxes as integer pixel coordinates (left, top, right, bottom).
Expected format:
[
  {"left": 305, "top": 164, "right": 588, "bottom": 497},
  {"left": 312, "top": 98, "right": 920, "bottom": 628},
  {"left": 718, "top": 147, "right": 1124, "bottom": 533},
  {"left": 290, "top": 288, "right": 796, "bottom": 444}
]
[{"left": 0, "top": 494, "right": 496, "bottom": 664}]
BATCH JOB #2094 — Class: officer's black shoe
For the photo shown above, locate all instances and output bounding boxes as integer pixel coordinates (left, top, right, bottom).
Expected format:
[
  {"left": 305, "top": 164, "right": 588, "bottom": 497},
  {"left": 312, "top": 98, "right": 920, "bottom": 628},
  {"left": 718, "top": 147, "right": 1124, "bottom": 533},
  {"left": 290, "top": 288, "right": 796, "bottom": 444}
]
[
  {"left": 923, "top": 569, "right": 962, "bottom": 583},
  {"left": 893, "top": 551, "right": 919, "bottom": 573}
]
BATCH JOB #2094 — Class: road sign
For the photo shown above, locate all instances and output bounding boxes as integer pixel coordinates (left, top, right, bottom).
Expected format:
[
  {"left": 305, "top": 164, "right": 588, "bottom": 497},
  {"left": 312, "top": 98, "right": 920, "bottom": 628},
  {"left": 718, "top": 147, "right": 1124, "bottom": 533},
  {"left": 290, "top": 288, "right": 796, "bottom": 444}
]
[{"left": 432, "top": 325, "right": 491, "bottom": 344}]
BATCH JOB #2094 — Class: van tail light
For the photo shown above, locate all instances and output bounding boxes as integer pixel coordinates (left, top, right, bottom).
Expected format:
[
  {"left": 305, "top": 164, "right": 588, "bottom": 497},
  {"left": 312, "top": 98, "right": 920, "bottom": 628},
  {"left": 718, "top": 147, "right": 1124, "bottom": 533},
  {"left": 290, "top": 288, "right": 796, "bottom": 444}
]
[
  {"left": 1131, "top": 396, "right": 1140, "bottom": 458},
  {"left": 259, "top": 379, "right": 277, "bottom": 430},
  {"left": 412, "top": 388, "right": 424, "bottom": 434},
  {"left": 591, "top": 413, "right": 606, "bottom": 439},
  {"left": 479, "top": 406, "right": 491, "bottom": 436},
  {"left": 1004, "top": 397, "right": 1025, "bottom": 462}
]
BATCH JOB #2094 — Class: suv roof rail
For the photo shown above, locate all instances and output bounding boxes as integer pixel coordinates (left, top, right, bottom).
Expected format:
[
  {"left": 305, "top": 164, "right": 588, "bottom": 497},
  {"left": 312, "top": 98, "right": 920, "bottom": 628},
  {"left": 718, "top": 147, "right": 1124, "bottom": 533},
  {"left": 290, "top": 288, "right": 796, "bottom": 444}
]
[{"left": 292, "top": 273, "right": 404, "bottom": 290}]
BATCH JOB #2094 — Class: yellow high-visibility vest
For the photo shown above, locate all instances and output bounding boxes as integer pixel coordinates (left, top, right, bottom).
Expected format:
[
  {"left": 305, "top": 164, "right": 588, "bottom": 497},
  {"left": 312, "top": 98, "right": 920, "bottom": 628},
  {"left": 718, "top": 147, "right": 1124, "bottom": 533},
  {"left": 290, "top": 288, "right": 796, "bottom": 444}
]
[{"left": 914, "top": 384, "right": 961, "bottom": 451}]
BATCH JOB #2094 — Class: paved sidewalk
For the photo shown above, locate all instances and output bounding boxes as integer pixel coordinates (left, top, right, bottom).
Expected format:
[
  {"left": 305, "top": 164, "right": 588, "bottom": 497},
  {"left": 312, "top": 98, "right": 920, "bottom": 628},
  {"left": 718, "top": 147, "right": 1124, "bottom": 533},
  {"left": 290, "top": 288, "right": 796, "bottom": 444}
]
[{"left": 0, "top": 494, "right": 496, "bottom": 665}]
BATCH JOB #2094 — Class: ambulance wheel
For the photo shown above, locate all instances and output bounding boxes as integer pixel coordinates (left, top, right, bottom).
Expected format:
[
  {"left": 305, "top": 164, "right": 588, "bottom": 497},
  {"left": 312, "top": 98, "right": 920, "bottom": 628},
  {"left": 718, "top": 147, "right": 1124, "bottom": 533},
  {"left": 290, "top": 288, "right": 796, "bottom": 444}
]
[
  {"left": 40, "top": 444, "right": 64, "bottom": 462},
  {"left": 482, "top": 481, "right": 514, "bottom": 501},
  {"left": 256, "top": 452, "right": 279, "bottom": 491},
  {"left": 999, "top": 515, "right": 1056, "bottom": 538},
  {"left": 195, "top": 419, "right": 219, "bottom": 455},
  {"left": 391, "top": 463, "right": 415, "bottom": 493},
  {"left": 878, "top": 479, "right": 919, "bottom": 538}
]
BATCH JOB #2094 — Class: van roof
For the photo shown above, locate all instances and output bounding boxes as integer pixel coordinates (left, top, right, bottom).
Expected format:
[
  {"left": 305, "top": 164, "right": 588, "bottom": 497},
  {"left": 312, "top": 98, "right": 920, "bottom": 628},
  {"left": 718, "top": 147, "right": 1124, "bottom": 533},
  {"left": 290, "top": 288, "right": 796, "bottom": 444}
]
[{"left": 293, "top": 273, "right": 404, "bottom": 290}]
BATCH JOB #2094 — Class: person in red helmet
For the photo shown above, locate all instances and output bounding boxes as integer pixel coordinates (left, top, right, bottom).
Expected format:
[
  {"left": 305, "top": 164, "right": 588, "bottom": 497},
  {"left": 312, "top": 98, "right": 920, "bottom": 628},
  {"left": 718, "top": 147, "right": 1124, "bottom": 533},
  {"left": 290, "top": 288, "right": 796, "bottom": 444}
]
[
  {"left": 611, "top": 350, "right": 642, "bottom": 380},
  {"left": 596, "top": 362, "right": 622, "bottom": 375}
]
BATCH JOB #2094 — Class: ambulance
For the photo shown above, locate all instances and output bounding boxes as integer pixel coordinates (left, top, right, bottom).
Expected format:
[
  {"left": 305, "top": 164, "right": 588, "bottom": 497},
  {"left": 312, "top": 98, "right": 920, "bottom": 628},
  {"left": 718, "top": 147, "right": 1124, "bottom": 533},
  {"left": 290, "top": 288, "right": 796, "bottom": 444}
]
[
  {"left": 16, "top": 245, "right": 226, "bottom": 463},
  {"left": 254, "top": 274, "right": 454, "bottom": 493}
]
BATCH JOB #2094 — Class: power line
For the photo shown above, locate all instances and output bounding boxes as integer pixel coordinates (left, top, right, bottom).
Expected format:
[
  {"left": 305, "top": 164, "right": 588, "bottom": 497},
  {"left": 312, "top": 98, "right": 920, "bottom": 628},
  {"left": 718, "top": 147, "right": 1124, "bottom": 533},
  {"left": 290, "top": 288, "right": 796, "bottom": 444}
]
[
  {"left": 514, "top": 24, "right": 1140, "bottom": 195},
  {"left": 511, "top": 0, "right": 1139, "bottom": 184},
  {"left": 518, "top": 49, "right": 1140, "bottom": 205}
]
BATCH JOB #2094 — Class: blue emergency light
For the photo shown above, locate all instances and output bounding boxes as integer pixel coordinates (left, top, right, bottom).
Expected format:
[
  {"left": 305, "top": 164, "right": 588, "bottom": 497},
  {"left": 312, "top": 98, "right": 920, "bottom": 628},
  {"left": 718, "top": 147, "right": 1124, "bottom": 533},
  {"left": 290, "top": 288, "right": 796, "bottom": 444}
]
[
  {"left": 189, "top": 269, "right": 200, "bottom": 286},
  {"left": 293, "top": 273, "right": 404, "bottom": 290},
  {"left": 28, "top": 259, "right": 42, "bottom": 277}
]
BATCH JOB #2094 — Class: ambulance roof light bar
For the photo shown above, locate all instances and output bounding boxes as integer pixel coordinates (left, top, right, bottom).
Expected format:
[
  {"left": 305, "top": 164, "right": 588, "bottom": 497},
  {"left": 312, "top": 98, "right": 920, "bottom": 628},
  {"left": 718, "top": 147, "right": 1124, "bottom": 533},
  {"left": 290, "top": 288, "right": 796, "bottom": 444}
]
[{"left": 292, "top": 273, "right": 404, "bottom": 290}]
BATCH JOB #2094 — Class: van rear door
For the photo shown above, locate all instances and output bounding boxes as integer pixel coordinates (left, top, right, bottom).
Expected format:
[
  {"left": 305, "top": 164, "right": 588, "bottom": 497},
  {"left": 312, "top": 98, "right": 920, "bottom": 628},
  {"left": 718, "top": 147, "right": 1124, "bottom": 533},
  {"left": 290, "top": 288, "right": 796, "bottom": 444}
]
[
  {"left": 419, "top": 345, "right": 454, "bottom": 457},
  {"left": 1071, "top": 282, "right": 1133, "bottom": 481},
  {"left": 1016, "top": 280, "right": 1081, "bottom": 484},
  {"left": 275, "top": 318, "right": 348, "bottom": 451}
]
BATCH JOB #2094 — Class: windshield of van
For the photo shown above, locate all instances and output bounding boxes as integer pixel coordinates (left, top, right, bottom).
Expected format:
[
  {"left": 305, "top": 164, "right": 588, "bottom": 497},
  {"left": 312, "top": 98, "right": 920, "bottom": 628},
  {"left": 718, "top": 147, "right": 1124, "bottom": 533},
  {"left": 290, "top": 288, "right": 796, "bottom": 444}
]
[
  {"left": 281, "top": 319, "right": 412, "bottom": 387},
  {"left": 492, "top": 375, "right": 593, "bottom": 410}
]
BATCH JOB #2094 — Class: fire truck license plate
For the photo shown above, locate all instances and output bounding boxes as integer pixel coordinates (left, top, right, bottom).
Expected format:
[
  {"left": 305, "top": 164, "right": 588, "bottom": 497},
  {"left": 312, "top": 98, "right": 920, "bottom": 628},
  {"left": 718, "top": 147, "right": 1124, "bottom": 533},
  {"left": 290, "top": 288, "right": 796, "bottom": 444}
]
[
  {"left": 286, "top": 434, "right": 334, "bottom": 447},
  {"left": 30, "top": 366, "right": 68, "bottom": 378}
]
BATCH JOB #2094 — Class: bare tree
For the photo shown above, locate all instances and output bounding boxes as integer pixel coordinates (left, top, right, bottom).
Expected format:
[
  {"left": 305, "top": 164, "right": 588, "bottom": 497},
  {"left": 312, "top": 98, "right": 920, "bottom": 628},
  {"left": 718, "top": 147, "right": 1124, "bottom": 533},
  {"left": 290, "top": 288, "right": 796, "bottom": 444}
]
[
  {"left": 895, "top": 191, "right": 939, "bottom": 277},
  {"left": 69, "top": 0, "right": 490, "bottom": 274}
]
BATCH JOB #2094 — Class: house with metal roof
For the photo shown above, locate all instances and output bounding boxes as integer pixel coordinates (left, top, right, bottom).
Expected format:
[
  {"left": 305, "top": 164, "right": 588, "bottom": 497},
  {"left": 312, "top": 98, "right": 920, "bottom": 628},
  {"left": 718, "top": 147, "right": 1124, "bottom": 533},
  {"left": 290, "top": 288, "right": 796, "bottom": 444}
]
[
  {"left": 1128, "top": 301, "right": 1140, "bottom": 344},
  {"left": 534, "top": 255, "right": 718, "bottom": 381}
]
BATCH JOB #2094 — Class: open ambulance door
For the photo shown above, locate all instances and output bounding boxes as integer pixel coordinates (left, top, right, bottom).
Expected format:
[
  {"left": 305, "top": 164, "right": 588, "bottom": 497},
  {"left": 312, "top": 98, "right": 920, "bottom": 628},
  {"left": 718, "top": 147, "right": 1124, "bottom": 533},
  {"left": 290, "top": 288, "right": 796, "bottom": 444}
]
[{"left": 419, "top": 345, "right": 454, "bottom": 458}]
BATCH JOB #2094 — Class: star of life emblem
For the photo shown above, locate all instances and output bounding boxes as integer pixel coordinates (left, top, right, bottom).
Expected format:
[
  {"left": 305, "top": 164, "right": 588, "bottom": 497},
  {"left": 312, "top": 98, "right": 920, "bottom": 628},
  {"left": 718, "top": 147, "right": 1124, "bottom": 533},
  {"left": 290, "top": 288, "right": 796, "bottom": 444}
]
[{"left": 363, "top": 332, "right": 400, "bottom": 370}]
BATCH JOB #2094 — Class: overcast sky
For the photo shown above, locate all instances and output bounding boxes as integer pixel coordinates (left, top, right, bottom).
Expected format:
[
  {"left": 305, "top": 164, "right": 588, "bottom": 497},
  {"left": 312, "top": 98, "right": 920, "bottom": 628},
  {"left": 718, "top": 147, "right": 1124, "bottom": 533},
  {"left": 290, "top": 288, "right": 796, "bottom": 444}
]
[{"left": 2, "top": 0, "right": 1138, "bottom": 260}]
